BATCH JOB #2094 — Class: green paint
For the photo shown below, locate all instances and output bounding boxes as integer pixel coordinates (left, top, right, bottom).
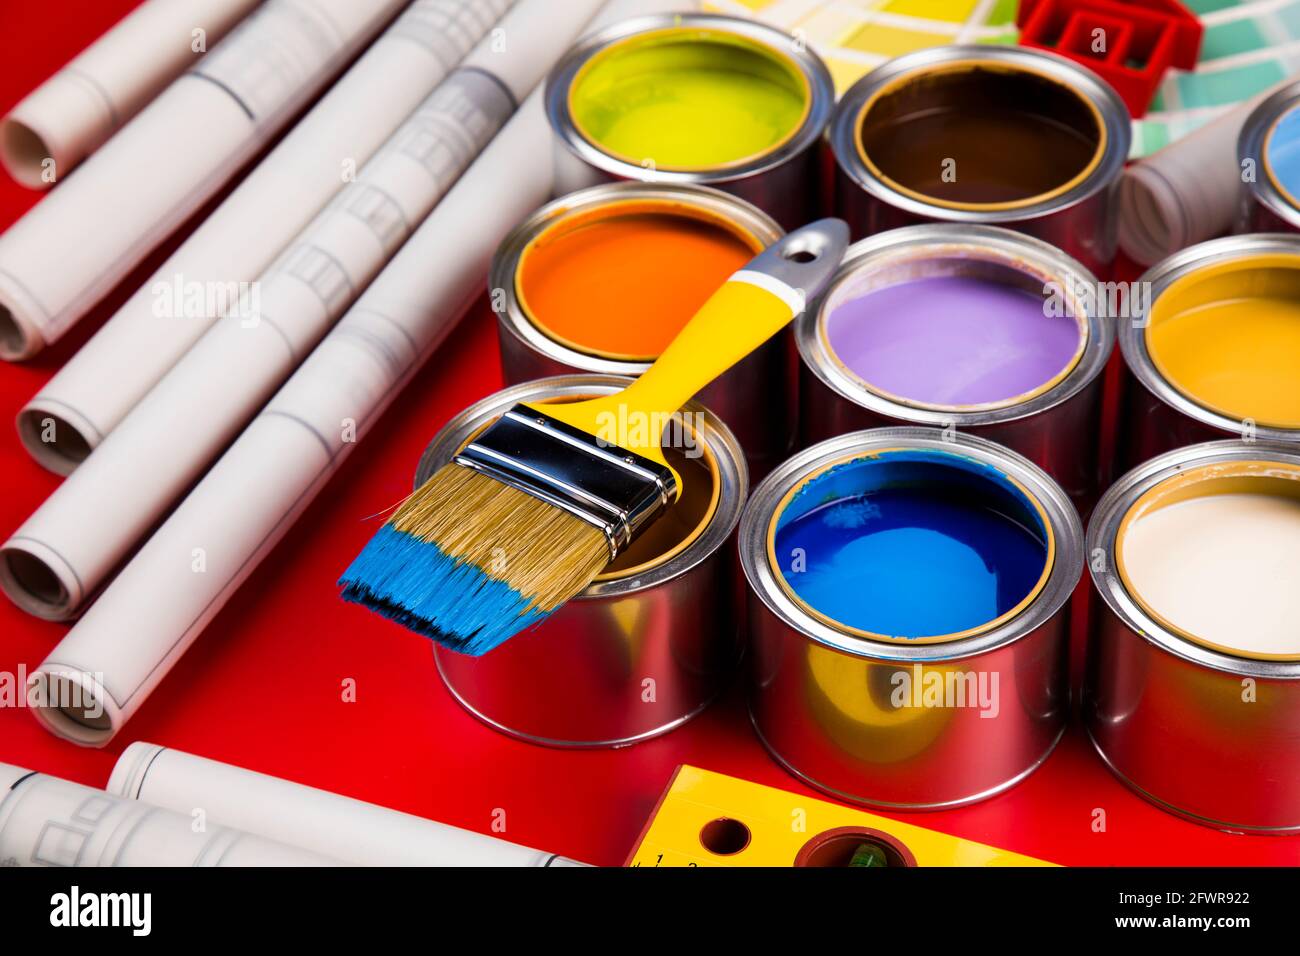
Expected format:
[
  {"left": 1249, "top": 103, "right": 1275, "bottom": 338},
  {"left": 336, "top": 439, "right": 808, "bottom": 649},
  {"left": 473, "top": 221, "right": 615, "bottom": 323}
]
[{"left": 570, "top": 32, "right": 808, "bottom": 170}]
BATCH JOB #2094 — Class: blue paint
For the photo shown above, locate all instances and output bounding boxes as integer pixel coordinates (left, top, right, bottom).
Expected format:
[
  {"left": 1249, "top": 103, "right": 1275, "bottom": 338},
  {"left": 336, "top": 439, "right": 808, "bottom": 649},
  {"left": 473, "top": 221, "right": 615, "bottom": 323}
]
[
  {"left": 339, "top": 524, "right": 549, "bottom": 656},
  {"left": 1266, "top": 104, "right": 1300, "bottom": 205},
  {"left": 773, "top": 451, "right": 1048, "bottom": 639}
]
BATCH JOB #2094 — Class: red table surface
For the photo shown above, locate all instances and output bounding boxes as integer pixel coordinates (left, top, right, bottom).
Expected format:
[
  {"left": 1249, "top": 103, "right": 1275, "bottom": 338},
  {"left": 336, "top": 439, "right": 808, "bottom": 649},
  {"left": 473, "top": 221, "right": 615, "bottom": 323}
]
[{"left": 1, "top": 1, "right": 1296, "bottom": 868}]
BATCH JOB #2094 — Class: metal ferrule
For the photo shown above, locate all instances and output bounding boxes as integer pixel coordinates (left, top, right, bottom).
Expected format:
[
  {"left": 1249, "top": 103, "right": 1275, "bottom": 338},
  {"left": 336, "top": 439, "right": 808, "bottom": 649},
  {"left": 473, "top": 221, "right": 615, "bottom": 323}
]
[
  {"left": 1086, "top": 440, "right": 1300, "bottom": 832},
  {"left": 1238, "top": 82, "right": 1300, "bottom": 233},
  {"left": 1117, "top": 233, "right": 1300, "bottom": 472},
  {"left": 421, "top": 375, "right": 749, "bottom": 748},
  {"left": 455, "top": 405, "right": 676, "bottom": 559},
  {"left": 829, "top": 45, "right": 1130, "bottom": 275}
]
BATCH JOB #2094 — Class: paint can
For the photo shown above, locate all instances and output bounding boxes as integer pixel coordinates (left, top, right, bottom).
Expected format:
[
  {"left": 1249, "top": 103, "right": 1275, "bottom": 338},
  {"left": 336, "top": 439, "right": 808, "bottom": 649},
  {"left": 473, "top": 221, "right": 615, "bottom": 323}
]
[
  {"left": 1238, "top": 82, "right": 1300, "bottom": 233},
  {"left": 490, "top": 182, "right": 791, "bottom": 478},
  {"left": 740, "top": 427, "right": 1082, "bottom": 809},
  {"left": 544, "top": 13, "right": 834, "bottom": 229},
  {"left": 797, "top": 224, "right": 1112, "bottom": 514},
  {"left": 829, "top": 45, "right": 1130, "bottom": 276},
  {"left": 1117, "top": 234, "right": 1300, "bottom": 471},
  {"left": 417, "top": 375, "right": 748, "bottom": 748},
  {"left": 1086, "top": 440, "right": 1300, "bottom": 833}
]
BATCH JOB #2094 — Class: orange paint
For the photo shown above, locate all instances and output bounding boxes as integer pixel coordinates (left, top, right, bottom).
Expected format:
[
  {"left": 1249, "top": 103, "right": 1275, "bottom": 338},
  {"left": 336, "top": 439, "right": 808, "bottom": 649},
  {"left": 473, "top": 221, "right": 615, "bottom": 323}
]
[{"left": 516, "top": 199, "right": 763, "bottom": 362}]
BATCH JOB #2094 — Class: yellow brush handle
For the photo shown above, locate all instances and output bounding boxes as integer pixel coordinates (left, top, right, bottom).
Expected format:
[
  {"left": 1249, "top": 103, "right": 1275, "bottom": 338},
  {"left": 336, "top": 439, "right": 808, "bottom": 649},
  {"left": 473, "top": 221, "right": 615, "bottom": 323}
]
[
  {"left": 534, "top": 279, "right": 793, "bottom": 456},
  {"left": 528, "top": 218, "right": 849, "bottom": 474}
]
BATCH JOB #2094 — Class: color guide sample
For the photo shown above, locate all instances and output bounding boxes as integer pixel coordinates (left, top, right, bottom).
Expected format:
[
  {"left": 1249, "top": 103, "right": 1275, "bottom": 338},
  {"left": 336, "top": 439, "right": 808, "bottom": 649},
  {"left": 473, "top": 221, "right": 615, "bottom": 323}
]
[
  {"left": 705, "top": 0, "right": 1020, "bottom": 95},
  {"left": 825, "top": 275, "right": 1082, "bottom": 407},
  {"left": 1119, "top": 466, "right": 1300, "bottom": 660},
  {"left": 517, "top": 201, "right": 761, "bottom": 360},
  {"left": 569, "top": 30, "right": 808, "bottom": 169},
  {"left": 1145, "top": 255, "right": 1300, "bottom": 428},
  {"left": 1266, "top": 104, "right": 1300, "bottom": 208},
  {"left": 627, "top": 765, "right": 1055, "bottom": 866},
  {"left": 771, "top": 451, "right": 1050, "bottom": 640}
]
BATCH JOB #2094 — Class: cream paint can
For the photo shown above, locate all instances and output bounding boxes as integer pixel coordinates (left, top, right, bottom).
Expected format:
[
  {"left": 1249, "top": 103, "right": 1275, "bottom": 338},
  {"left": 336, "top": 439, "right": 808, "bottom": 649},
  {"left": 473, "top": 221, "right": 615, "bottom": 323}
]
[
  {"left": 1087, "top": 440, "right": 1300, "bottom": 833},
  {"left": 415, "top": 375, "right": 747, "bottom": 748}
]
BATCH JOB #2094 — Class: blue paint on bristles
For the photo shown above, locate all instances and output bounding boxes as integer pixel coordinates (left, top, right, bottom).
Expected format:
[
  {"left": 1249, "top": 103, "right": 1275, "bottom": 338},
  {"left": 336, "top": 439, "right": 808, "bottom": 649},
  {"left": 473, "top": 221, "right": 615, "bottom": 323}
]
[{"left": 339, "top": 524, "right": 551, "bottom": 656}]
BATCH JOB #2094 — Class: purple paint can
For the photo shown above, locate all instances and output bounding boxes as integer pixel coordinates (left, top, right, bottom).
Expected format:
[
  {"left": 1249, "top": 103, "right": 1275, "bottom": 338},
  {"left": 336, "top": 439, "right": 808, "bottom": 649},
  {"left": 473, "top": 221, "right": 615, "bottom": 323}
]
[{"left": 797, "top": 224, "right": 1113, "bottom": 514}]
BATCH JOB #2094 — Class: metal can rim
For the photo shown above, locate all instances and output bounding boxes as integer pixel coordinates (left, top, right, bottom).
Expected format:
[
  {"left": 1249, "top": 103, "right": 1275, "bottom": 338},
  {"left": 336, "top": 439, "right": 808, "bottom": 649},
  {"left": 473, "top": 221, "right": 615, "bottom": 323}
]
[
  {"left": 1239, "top": 82, "right": 1300, "bottom": 230},
  {"left": 1119, "top": 233, "right": 1300, "bottom": 441},
  {"left": 739, "top": 426, "right": 1083, "bottom": 661},
  {"left": 489, "top": 181, "right": 783, "bottom": 374},
  {"left": 1088, "top": 438, "right": 1300, "bottom": 679},
  {"left": 414, "top": 374, "right": 748, "bottom": 598},
  {"left": 797, "top": 223, "right": 1113, "bottom": 425},
  {"left": 830, "top": 45, "right": 1130, "bottom": 223},
  {"left": 544, "top": 13, "right": 835, "bottom": 185}
]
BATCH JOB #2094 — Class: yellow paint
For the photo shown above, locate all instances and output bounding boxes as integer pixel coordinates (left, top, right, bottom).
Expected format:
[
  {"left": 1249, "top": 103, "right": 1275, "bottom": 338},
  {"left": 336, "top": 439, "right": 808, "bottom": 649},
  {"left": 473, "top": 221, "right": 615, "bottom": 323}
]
[
  {"left": 843, "top": 22, "right": 950, "bottom": 56},
  {"left": 627, "top": 765, "right": 1055, "bottom": 866},
  {"left": 1145, "top": 255, "right": 1300, "bottom": 429},
  {"left": 883, "top": 0, "right": 978, "bottom": 21}
]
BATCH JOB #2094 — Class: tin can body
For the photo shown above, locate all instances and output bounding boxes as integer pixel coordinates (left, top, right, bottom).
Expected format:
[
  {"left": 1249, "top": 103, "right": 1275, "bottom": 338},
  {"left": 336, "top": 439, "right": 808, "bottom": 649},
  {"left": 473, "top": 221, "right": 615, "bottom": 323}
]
[
  {"left": 1238, "top": 83, "right": 1300, "bottom": 234},
  {"left": 829, "top": 46, "right": 1130, "bottom": 277},
  {"left": 741, "top": 428, "right": 1082, "bottom": 809},
  {"left": 1086, "top": 441, "right": 1300, "bottom": 833},
  {"left": 797, "top": 225, "right": 1112, "bottom": 514},
  {"left": 419, "top": 376, "right": 749, "bottom": 748},
  {"left": 1117, "top": 234, "right": 1300, "bottom": 471},
  {"left": 545, "top": 14, "right": 835, "bottom": 230}
]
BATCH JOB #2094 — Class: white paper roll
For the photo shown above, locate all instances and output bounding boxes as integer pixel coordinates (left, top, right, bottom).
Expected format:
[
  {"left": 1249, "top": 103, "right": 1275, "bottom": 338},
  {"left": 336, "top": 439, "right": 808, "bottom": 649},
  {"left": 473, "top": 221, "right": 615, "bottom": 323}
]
[
  {"left": 0, "top": 763, "right": 340, "bottom": 866},
  {"left": 17, "top": 0, "right": 506, "bottom": 474},
  {"left": 0, "top": 0, "right": 263, "bottom": 189},
  {"left": 25, "top": 0, "right": 697, "bottom": 748},
  {"left": 109, "top": 743, "right": 583, "bottom": 866},
  {"left": 1119, "top": 80, "right": 1297, "bottom": 266},
  {"left": 0, "top": 0, "right": 405, "bottom": 362},
  {"left": 0, "top": 0, "right": 580, "bottom": 623}
]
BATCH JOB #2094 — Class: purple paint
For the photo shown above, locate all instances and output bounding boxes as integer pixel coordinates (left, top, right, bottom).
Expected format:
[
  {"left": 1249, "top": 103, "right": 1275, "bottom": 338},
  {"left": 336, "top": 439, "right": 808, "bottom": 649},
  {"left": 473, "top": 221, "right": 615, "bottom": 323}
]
[{"left": 825, "top": 275, "right": 1081, "bottom": 407}]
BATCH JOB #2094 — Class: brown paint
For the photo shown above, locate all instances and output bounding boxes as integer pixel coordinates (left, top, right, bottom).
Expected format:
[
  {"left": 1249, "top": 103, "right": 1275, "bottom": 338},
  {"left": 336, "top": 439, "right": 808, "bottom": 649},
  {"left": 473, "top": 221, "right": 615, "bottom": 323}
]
[{"left": 857, "top": 63, "right": 1103, "bottom": 209}]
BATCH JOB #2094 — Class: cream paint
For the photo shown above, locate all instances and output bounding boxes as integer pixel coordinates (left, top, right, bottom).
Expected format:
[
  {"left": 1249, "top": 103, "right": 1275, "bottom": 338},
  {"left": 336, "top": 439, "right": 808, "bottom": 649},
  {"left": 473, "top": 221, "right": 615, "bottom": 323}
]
[{"left": 1120, "top": 490, "right": 1300, "bottom": 658}]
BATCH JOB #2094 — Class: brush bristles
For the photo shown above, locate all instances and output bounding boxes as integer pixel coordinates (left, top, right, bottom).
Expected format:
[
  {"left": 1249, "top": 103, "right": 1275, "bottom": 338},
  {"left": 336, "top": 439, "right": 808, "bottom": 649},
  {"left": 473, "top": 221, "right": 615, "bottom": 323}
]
[{"left": 339, "top": 464, "right": 611, "bottom": 656}]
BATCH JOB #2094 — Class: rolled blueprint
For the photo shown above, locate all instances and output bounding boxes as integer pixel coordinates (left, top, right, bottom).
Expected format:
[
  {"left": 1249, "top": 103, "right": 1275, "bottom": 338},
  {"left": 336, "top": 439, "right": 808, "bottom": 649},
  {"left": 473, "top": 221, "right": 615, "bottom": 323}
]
[
  {"left": 0, "top": 763, "right": 339, "bottom": 867},
  {"left": 18, "top": 0, "right": 505, "bottom": 473},
  {"left": 25, "top": 0, "right": 689, "bottom": 748},
  {"left": 0, "top": 0, "right": 578, "bottom": 622},
  {"left": 0, "top": 0, "right": 263, "bottom": 189},
  {"left": 0, "top": 0, "right": 403, "bottom": 362},
  {"left": 1120, "top": 81, "right": 1296, "bottom": 265},
  {"left": 110, "top": 744, "right": 583, "bottom": 866}
]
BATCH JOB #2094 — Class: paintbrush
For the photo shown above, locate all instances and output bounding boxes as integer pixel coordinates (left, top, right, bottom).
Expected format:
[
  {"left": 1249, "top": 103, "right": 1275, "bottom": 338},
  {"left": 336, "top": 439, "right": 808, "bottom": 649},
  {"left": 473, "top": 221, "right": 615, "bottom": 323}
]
[{"left": 339, "top": 218, "right": 848, "bottom": 655}]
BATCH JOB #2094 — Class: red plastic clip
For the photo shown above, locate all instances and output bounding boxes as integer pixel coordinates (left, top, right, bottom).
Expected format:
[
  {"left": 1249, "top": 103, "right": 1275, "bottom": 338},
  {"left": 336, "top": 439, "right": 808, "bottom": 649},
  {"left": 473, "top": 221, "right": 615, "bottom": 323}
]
[{"left": 1016, "top": 0, "right": 1203, "bottom": 117}]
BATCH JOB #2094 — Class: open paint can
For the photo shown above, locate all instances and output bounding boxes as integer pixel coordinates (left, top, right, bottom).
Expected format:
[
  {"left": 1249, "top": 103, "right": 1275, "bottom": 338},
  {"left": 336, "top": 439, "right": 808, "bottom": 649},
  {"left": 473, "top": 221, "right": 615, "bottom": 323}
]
[
  {"left": 1238, "top": 82, "right": 1300, "bottom": 232},
  {"left": 544, "top": 13, "right": 834, "bottom": 228},
  {"left": 1087, "top": 440, "right": 1300, "bottom": 832},
  {"left": 416, "top": 375, "right": 747, "bottom": 748},
  {"left": 829, "top": 46, "right": 1129, "bottom": 275},
  {"left": 1118, "top": 234, "right": 1300, "bottom": 470},
  {"left": 797, "top": 224, "right": 1112, "bottom": 513},
  {"left": 740, "top": 428, "right": 1082, "bottom": 809},
  {"left": 490, "top": 182, "right": 791, "bottom": 477}
]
